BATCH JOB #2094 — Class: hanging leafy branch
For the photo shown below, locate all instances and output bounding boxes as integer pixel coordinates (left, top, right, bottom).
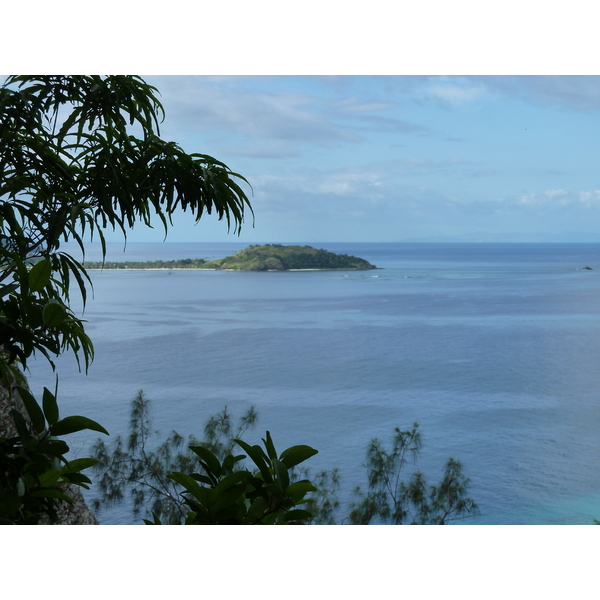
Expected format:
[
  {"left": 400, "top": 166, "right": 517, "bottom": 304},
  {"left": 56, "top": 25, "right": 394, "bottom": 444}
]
[
  {"left": 0, "top": 75, "right": 253, "bottom": 525},
  {"left": 0, "top": 75, "right": 252, "bottom": 376}
]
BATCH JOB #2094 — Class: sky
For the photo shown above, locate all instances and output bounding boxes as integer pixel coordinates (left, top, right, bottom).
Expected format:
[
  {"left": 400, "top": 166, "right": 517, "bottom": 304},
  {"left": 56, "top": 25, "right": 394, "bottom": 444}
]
[
  {"left": 6, "top": 3, "right": 600, "bottom": 246},
  {"left": 100, "top": 75, "right": 600, "bottom": 244},
  {"left": 5, "top": 2, "right": 597, "bottom": 587}
]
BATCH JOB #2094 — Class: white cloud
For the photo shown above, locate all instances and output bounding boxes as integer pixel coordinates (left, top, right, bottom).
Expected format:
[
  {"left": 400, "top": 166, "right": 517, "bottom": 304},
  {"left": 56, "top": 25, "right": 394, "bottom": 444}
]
[
  {"left": 544, "top": 189, "right": 568, "bottom": 198},
  {"left": 374, "top": 75, "right": 600, "bottom": 113},
  {"left": 519, "top": 76, "right": 600, "bottom": 112},
  {"left": 516, "top": 189, "right": 600, "bottom": 207},
  {"left": 462, "top": 76, "right": 600, "bottom": 112},
  {"left": 149, "top": 76, "right": 362, "bottom": 148},
  {"left": 316, "top": 171, "right": 381, "bottom": 196},
  {"left": 252, "top": 167, "right": 382, "bottom": 199},
  {"left": 578, "top": 190, "right": 600, "bottom": 205},
  {"left": 418, "top": 76, "right": 490, "bottom": 106},
  {"left": 353, "top": 115, "right": 428, "bottom": 134},
  {"left": 333, "top": 97, "right": 400, "bottom": 113}
]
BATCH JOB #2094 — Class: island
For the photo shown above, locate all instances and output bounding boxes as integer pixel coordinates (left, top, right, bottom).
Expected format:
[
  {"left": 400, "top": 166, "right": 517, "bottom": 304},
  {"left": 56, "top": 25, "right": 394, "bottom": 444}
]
[{"left": 84, "top": 244, "right": 377, "bottom": 271}]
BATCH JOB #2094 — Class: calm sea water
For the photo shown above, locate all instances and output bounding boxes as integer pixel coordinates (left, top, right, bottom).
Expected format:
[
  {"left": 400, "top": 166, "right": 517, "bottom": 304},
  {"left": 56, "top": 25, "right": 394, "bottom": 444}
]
[{"left": 27, "top": 242, "right": 600, "bottom": 525}]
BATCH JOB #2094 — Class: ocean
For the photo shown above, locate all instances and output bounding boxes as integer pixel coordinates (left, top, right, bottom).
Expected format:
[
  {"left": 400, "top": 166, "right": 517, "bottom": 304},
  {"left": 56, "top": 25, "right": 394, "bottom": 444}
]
[{"left": 26, "top": 242, "right": 600, "bottom": 525}]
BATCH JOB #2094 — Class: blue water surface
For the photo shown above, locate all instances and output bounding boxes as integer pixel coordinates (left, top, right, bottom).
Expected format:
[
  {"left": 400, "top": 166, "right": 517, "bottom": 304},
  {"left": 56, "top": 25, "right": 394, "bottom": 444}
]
[{"left": 27, "top": 242, "right": 600, "bottom": 524}]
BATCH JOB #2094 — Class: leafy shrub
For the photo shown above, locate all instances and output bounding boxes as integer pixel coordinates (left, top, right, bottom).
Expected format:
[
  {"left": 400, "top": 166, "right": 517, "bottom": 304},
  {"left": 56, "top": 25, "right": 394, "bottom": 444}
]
[
  {"left": 0, "top": 384, "right": 108, "bottom": 524},
  {"left": 91, "top": 392, "right": 478, "bottom": 525},
  {"left": 91, "top": 391, "right": 317, "bottom": 525},
  {"left": 153, "top": 432, "right": 318, "bottom": 525}
]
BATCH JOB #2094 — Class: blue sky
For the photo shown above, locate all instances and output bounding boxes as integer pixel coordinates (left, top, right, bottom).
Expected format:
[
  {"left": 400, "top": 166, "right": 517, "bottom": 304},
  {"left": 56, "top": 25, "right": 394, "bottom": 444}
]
[
  {"left": 6, "top": 4, "right": 600, "bottom": 245},
  {"left": 104, "top": 75, "right": 600, "bottom": 244}
]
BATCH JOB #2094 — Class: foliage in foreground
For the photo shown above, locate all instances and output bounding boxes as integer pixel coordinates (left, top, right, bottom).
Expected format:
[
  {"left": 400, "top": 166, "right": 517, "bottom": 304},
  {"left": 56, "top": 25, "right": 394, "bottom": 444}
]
[
  {"left": 91, "top": 392, "right": 478, "bottom": 525},
  {"left": 91, "top": 391, "right": 259, "bottom": 523},
  {"left": 0, "top": 75, "right": 252, "bottom": 524},
  {"left": 92, "top": 391, "right": 317, "bottom": 524},
  {"left": 153, "top": 432, "right": 318, "bottom": 525},
  {"left": 0, "top": 383, "right": 108, "bottom": 524},
  {"left": 0, "top": 75, "right": 251, "bottom": 380}
]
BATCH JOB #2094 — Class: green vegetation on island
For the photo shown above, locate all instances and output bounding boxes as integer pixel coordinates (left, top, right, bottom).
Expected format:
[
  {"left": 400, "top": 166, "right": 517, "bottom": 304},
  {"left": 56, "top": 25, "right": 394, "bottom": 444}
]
[
  {"left": 203, "top": 244, "right": 376, "bottom": 271},
  {"left": 84, "top": 244, "right": 377, "bottom": 271},
  {"left": 84, "top": 258, "right": 208, "bottom": 270}
]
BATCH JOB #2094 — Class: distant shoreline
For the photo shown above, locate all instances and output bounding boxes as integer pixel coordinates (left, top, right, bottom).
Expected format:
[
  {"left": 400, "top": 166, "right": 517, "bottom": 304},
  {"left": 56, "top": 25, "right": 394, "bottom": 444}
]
[
  {"left": 85, "top": 267, "right": 375, "bottom": 272},
  {"left": 85, "top": 267, "right": 215, "bottom": 271}
]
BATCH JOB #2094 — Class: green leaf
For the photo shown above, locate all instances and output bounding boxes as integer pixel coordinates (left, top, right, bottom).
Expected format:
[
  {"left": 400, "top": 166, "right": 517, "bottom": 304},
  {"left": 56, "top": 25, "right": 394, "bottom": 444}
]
[
  {"left": 279, "top": 445, "right": 318, "bottom": 469},
  {"left": 29, "top": 489, "right": 75, "bottom": 503},
  {"left": 188, "top": 445, "right": 222, "bottom": 479},
  {"left": 42, "top": 387, "right": 59, "bottom": 426},
  {"left": 281, "top": 509, "right": 313, "bottom": 523},
  {"left": 245, "top": 496, "right": 269, "bottom": 523},
  {"left": 222, "top": 454, "right": 245, "bottom": 473},
  {"left": 42, "top": 299, "right": 66, "bottom": 327},
  {"left": 272, "top": 458, "right": 290, "bottom": 491},
  {"left": 168, "top": 472, "right": 213, "bottom": 505},
  {"left": 0, "top": 282, "right": 19, "bottom": 299},
  {"left": 213, "top": 471, "right": 251, "bottom": 494},
  {"left": 10, "top": 409, "right": 32, "bottom": 442},
  {"left": 61, "top": 457, "right": 98, "bottom": 474},
  {"left": 285, "top": 481, "right": 317, "bottom": 498},
  {"left": 235, "top": 439, "right": 273, "bottom": 483},
  {"left": 211, "top": 482, "right": 247, "bottom": 512},
  {"left": 51, "top": 415, "right": 109, "bottom": 436},
  {"left": 37, "top": 438, "right": 70, "bottom": 457},
  {"left": 15, "top": 386, "right": 45, "bottom": 434},
  {"left": 143, "top": 512, "right": 163, "bottom": 525},
  {"left": 256, "top": 511, "right": 278, "bottom": 525},
  {"left": 38, "top": 469, "right": 62, "bottom": 487},
  {"left": 28, "top": 259, "right": 51, "bottom": 292},
  {"left": 191, "top": 473, "right": 215, "bottom": 486},
  {"left": 262, "top": 430, "right": 277, "bottom": 460},
  {"left": 60, "top": 472, "right": 93, "bottom": 488}
]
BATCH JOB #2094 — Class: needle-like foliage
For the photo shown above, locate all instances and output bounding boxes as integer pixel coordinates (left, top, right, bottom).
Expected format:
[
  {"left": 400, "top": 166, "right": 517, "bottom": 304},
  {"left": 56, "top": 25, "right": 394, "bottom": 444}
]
[
  {"left": 348, "top": 424, "right": 478, "bottom": 524},
  {"left": 90, "top": 391, "right": 261, "bottom": 524}
]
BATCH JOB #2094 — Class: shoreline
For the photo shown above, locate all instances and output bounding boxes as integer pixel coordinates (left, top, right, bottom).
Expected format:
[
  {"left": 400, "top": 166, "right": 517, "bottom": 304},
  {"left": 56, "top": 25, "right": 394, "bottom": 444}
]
[
  {"left": 85, "top": 267, "right": 376, "bottom": 272},
  {"left": 85, "top": 267, "right": 216, "bottom": 271}
]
